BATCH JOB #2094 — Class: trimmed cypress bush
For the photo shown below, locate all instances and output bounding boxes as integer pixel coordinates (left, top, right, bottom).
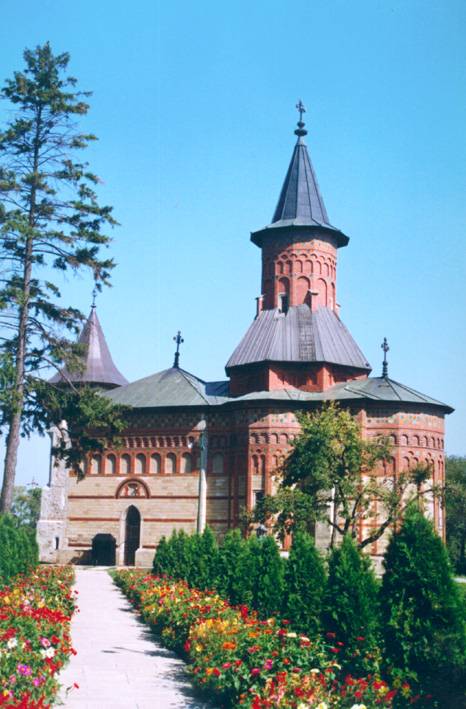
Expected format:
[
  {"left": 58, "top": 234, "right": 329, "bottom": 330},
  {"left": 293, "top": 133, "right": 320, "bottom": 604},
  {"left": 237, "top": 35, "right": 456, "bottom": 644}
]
[
  {"left": 322, "top": 534, "right": 380, "bottom": 675},
  {"left": 187, "top": 527, "right": 218, "bottom": 590},
  {"left": 216, "top": 528, "right": 247, "bottom": 603},
  {"left": 253, "top": 535, "right": 285, "bottom": 618},
  {"left": 152, "top": 535, "right": 170, "bottom": 575},
  {"left": 0, "top": 514, "right": 38, "bottom": 585},
  {"left": 283, "top": 531, "right": 326, "bottom": 635},
  {"left": 380, "top": 509, "right": 466, "bottom": 704}
]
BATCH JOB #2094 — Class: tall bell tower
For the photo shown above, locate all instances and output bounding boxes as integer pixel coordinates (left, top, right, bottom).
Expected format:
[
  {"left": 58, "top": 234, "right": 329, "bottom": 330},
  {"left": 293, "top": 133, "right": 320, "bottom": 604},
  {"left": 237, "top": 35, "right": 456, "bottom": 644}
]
[{"left": 226, "top": 104, "right": 371, "bottom": 395}]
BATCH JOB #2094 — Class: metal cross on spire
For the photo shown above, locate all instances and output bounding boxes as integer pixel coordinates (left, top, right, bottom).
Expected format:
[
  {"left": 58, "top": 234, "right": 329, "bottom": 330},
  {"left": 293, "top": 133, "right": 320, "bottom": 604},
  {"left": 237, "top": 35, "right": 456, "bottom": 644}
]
[
  {"left": 294, "top": 99, "right": 308, "bottom": 138},
  {"left": 381, "top": 337, "right": 390, "bottom": 378},
  {"left": 173, "top": 330, "right": 184, "bottom": 369},
  {"left": 296, "top": 99, "right": 306, "bottom": 122},
  {"left": 91, "top": 287, "right": 98, "bottom": 309}
]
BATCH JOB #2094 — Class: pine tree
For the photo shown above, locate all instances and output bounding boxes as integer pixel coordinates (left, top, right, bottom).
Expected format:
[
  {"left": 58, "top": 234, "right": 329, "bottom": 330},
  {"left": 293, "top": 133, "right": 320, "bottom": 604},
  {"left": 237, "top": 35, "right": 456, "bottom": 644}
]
[
  {"left": 0, "top": 43, "right": 118, "bottom": 510},
  {"left": 152, "top": 535, "right": 170, "bottom": 576},
  {"left": 322, "top": 535, "right": 380, "bottom": 675},
  {"left": 380, "top": 509, "right": 466, "bottom": 703},
  {"left": 283, "top": 531, "right": 326, "bottom": 635}
]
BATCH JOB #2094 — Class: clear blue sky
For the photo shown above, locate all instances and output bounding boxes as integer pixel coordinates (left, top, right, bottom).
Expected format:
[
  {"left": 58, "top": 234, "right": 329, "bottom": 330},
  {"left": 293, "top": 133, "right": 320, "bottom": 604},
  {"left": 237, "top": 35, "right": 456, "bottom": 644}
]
[{"left": 1, "top": 0, "right": 465, "bottom": 486}]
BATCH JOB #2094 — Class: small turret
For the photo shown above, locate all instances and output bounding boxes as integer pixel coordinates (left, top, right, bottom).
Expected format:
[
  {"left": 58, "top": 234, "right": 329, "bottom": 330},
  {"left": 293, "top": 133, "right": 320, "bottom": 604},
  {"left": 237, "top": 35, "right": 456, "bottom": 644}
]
[{"left": 50, "top": 303, "right": 127, "bottom": 389}]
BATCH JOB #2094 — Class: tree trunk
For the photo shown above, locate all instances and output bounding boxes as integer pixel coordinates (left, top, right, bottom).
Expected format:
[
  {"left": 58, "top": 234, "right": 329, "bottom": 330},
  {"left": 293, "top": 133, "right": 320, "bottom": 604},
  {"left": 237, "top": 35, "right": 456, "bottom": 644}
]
[{"left": 0, "top": 108, "right": 41, "bottom": 513}]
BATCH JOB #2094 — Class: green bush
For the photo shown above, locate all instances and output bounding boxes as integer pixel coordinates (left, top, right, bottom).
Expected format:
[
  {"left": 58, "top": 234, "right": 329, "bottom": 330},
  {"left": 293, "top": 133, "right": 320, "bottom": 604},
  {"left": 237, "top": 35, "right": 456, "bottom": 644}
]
[
  {"left": 153, "top": 530, "right": 192, "bottom": 579},
  {"left": 253, "top": 535, "right": 285, "bottom": 618},
  {"left": 0, "top": 514, "right": 38, "bottom": 585},
  {"left": 215, "top": 528, "right": 247, "bottom": 603},
  {"left": 380, "top": 509, "right": 466, "bottom": 704},
  {"left": 187, "top": 527, "right": 218, "bottom": 590},
  {"left": 283, "top": 531, "right": 326, "bottom": 636},
  {"left": 322, "top": 535, "right": 380, "bottom": 675}
]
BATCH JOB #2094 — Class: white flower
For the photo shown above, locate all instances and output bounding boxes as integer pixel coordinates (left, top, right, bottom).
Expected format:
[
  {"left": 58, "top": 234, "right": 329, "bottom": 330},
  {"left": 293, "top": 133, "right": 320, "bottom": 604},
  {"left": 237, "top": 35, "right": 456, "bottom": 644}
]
[
  {"left": 6, "top": 638, "right": 17, "bottom": 649},
  {"left": 350, "top": 704, "right": 367, "bottom": 709},
  {"left": 40, "top": 647, "right": 55, "bottom": 659},
  {"left": 316, "top": 703, "right": 328, "bottom": 709}
]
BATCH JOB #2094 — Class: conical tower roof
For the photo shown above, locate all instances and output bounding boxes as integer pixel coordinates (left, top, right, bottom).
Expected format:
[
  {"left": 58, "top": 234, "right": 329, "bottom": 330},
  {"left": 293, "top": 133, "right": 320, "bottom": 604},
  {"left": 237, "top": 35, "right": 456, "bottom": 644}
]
[
  {"left": 251, "top": 105, "right": 349, "bottom": 248},
  {"left": 50, "top": 306, "right": 127, "bottom": 389}
]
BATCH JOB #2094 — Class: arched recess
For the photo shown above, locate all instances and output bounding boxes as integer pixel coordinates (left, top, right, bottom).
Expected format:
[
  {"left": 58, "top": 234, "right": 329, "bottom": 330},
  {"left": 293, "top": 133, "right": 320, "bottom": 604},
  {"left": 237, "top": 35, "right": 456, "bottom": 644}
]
[
  {"left": 181, "top": 452, "right": 192, "bottom": 473},
  {"left": 165, "top": 453, "right": 176, "bottom": 474},
  {"left": 316, "top": 278, "right": 327, "bottom": 308},
  {"left": 120, "top": 454, "right": 131, "bottom": 475},
  {"left": 124, "top": 506, "right": 141, "bottom": 566},
  {"left": 150, "top": 453, "right": 161, "bottom": 474},
  {"left": 90, "top": 454, "right": 101, "bottom": 475},
  {"left": 296, "top": 276, "right": 310, "bottom": 304},
  {"left": 135, "top": 453, "right": 146, "bottom": 474},
  {"left": 106, "top": 454, "right": 116, "bottom": 475},
  {"left": 212, "top": 452, "right": 224, "bottom": 474}
]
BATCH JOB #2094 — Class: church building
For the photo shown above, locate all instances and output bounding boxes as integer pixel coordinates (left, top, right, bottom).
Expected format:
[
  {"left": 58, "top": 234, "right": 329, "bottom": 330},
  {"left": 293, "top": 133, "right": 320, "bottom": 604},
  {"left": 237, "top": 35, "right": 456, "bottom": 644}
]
[{"left": 37, "top": 107, "right": 452, "bottom": 569}]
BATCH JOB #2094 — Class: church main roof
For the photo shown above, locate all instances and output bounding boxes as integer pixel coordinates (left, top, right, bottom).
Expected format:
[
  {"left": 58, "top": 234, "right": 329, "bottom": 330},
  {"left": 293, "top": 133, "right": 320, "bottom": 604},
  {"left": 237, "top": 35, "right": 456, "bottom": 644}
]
[
  {"left": 50, "top": 307, "right": 128, "bottom": 389},
  {"left": 104, "top": 367, "right": 229, "bottom": 408},
  {"left": 226, "top": 305, "right": 371, "bottom": 372}
]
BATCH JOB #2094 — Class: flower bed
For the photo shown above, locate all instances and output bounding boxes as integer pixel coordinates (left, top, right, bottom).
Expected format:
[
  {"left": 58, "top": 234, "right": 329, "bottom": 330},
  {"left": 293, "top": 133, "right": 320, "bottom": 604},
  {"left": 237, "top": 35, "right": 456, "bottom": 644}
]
[
  {"left": 114, "top": 569, "right": 417, "bottom": 708},
  {"left": 0, "top": 566, "right": 76, "bottom": 708}
]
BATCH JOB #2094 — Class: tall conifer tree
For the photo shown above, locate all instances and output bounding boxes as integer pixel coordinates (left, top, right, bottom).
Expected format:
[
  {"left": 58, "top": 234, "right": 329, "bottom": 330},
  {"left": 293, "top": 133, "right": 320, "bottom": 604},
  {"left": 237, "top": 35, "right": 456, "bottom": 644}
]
[{"left": 0, "top": 44, "right": 118, "bottom": 510}]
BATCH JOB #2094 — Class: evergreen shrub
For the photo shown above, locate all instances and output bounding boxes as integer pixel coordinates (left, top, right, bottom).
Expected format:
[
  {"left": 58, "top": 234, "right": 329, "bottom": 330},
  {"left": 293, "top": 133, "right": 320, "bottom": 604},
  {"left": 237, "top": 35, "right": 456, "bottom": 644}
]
[
  {"left": 380, "top": 509, "right": 466, "bottom": 705},
  {"left": 283, "top": 531, "right": 326, "bottom": 635},
  {"left": 187, "top": 527, "right": 218, "bottom": 590},
  {"left": 252, "top": 535, "right": 285, "bottom": 617},
  {"left": 215, "top": 528, "right": 246, "bottom": 603},
  {"left": 322, "top": 534, "right": 380, "bottom": 675},
  {"left": 0, "top": 514, "right": 38, "bottom": 585}
]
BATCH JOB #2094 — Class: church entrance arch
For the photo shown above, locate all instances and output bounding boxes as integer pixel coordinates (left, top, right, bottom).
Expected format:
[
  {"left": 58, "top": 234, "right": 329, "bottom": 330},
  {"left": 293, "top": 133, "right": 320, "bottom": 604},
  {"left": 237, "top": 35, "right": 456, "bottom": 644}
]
[
  {"left": 91, "top": 533, "right": 116, "bottom": 566},
  {"left": 124, "top": 505, "right": 141, "bottom": 566}
]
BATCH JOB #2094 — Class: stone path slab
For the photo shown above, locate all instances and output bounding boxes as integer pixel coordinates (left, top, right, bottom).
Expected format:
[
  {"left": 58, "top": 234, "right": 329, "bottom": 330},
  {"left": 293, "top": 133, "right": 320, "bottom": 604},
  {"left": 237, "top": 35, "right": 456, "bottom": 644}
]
[{"left": 57, "top": 568, "right": 210, "bottom": 708}]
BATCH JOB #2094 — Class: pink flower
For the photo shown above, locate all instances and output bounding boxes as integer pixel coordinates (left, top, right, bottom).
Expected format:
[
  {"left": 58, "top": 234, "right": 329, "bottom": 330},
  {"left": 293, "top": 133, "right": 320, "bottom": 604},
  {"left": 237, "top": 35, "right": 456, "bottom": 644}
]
[
  {"left": 263, "top": 659, "right": 273, "bottom": 671},
  {"left": 250, "top": 668, "right": 261, "bottom": 676},
  {"left": 40, "top": 637, "right": 51, "bottom": 648}
]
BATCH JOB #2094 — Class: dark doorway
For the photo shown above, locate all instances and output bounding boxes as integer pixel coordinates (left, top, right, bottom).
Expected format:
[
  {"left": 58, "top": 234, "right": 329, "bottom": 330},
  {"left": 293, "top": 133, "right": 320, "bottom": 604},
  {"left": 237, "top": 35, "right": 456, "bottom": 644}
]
[
  {"left": 91, "top": 533, "right": 116, "bottom": 565},
  {"left": 124, "top": 506, "right": 141, "bottom": 566}
]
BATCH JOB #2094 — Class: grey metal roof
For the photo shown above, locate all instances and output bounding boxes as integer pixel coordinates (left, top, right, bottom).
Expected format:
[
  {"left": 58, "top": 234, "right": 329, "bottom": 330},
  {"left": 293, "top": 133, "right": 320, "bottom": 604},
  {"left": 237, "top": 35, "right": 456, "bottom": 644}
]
[
  {"left": 229, "top": 376, "right": 453, "bottom": 413},
  {"left": 251, "top": 133, "right": 349, "bottom": 248},
  {"left": 104, "top": 367, "right": 229, "bottom": 408},
  {"left": 50, "top": 307, "right": 128, "bottom": 389},
  {"left": 226, "top": 305, "right": 371, "bottom": 372}
]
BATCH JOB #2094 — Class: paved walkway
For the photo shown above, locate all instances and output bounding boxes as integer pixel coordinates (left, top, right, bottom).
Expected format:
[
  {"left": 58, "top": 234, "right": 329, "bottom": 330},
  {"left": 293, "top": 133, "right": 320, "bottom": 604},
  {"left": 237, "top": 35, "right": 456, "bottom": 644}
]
[{"left": 58, "top": 568, "right": 210, "bottom": 709}]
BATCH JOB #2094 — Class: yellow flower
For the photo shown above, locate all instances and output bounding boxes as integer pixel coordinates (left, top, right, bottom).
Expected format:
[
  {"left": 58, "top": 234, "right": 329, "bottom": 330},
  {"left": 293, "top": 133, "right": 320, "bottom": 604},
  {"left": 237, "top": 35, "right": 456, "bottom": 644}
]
[
  {"left": 286, "top": 632, "right": 297, "bottom": 638},
  {"left": 316, "top": 703, "right": 328, "bottom": 709}
]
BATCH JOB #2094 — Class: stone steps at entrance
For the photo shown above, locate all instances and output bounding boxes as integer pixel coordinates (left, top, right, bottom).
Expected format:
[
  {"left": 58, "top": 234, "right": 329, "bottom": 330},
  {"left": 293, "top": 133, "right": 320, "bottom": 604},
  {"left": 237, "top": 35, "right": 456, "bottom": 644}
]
[{"left": 58, "top": 568, "right": 211, "bottom": 708}]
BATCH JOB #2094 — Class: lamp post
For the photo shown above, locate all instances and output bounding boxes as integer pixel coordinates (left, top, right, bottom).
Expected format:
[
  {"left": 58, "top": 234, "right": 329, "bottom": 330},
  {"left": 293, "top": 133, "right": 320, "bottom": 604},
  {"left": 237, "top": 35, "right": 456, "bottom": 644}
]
[{"left": 196, "top": 418, "right": 208, "bottom": 533}]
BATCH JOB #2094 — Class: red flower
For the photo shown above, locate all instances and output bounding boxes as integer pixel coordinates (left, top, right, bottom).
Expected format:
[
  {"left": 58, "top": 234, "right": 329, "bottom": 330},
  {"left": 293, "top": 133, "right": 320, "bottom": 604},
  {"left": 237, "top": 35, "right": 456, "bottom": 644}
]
[
  {"left": 250, "top": 668, "right": 261, "bottom": 676},
  {"left": 330, "top": 647, "right": 340, "bottom": 654},
  {"left": 356, "top": 636, "right": 365, "bottom": 641},
  {"left": 212, "top": 667, "right": 221, "bottom": 677}
]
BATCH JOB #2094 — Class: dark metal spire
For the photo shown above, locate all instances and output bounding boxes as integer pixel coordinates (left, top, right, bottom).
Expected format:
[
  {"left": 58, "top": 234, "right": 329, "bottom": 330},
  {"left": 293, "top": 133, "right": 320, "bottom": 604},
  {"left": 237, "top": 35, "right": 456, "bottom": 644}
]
[
  {"left": 173, "top": 331, "right": 184, "bottom": 369},
  {"left": 271, "top": 102, "right": 331, "bottom": 226},
  {"left": 49, "top": 306, "right": 128, "bottom": 388},
  {"left": 91, "top": 286, "right": 97, "bottom": 309},
  {"left": 381, "top": 337, "right": 389, "bottom": 378}
]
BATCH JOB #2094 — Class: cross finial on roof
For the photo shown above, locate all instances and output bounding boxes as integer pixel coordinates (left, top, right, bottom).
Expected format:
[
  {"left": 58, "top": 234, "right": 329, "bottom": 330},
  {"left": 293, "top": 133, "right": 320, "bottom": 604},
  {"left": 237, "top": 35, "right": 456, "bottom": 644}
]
[
  {"left": 173, "top": 330, "right": 184, "bottom": 369},
  {"left": 295, "top": 99, "right": 308, "bottom": 138},
  {"left": 381, "top": 337, "right": 389, "bottom": 378},
  {"left": 91, "top": 287, "right": 98, "bottom": 309}
]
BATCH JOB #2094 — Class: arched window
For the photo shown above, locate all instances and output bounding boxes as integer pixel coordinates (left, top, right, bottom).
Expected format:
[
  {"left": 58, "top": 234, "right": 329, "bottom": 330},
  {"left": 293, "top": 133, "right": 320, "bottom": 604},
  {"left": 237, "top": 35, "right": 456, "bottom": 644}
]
[
  {"left": 90, "top": 454, "right": 101, "bottom": 475},
  {"left": 181, "top": 453, "right": 192, "bottom": 474},
  {"left": 212, "top": 452, "right": 224, "bottom": 474},
  {"left": 150, "top": 453, "right": 161, "bottom": 474},
  {"left": 401, "top": 434, "right": 409, "bottom": 446},
  {"left": 135, "top": 453, "right": 146, "bottom": 475},
  {"left": 120, "top": 454, "right": 131, "bottom": 475},
  {"left": 106, "top": 454, "right": 116, "bottom": 475},
  {"left": 165, "top": 453, "right": 176, "bottom": 474}
]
